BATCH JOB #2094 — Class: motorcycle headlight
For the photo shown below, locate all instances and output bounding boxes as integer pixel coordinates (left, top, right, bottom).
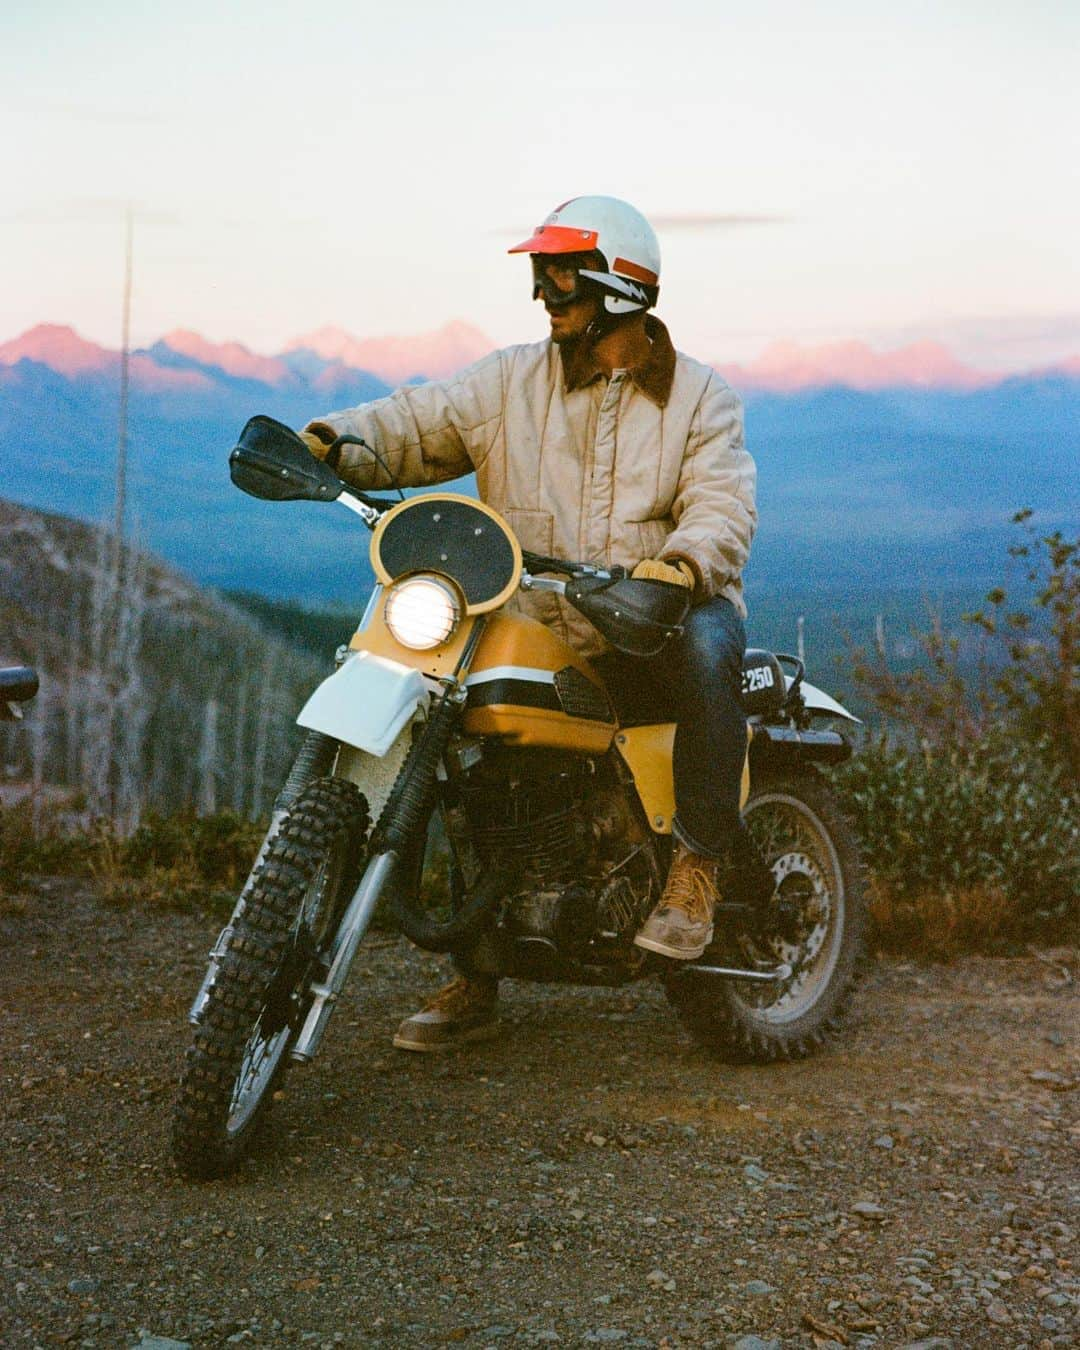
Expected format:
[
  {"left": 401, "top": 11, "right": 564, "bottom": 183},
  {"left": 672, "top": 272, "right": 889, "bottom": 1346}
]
[{"left": 384, "top": 576, "right": 460, "bottom": 650}]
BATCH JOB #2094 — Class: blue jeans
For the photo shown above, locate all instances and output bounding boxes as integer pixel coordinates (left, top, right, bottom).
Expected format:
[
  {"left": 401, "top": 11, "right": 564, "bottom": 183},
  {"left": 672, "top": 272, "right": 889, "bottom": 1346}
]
[{"left": 591, "top": 596, "right": 748, "bottom": 859}]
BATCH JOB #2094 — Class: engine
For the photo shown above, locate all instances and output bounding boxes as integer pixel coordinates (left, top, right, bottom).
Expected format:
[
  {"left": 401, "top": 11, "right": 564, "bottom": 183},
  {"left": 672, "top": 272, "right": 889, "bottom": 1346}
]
[
  {"left": 457, "top": 750, "right": 593, "bottom": 879},
  {"left": 451, "top": 749, "right": 659, "bottom": 964}
]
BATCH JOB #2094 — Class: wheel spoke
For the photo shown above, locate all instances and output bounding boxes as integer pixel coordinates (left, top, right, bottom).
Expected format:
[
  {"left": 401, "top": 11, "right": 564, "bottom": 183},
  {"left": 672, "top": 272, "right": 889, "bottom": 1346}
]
[{"left": 227, "top": 1017, "right": 292, "bottom": 1135}]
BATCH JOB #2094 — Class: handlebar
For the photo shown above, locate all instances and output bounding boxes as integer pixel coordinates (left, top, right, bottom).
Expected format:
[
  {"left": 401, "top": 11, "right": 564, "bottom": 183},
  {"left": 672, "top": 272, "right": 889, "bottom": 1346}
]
[{"left": 520, "top": 549, "right": 623, "bottom": 584}]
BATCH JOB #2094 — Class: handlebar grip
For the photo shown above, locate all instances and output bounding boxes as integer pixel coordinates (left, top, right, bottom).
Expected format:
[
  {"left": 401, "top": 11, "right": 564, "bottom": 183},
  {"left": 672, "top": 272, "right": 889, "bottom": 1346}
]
[{"left": 0, "top": 666, "right": 39, "bottom": 702}]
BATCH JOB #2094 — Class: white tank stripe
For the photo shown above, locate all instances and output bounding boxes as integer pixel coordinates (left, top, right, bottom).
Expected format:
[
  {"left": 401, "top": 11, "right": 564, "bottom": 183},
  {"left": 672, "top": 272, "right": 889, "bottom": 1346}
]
[{"left": 464, "top": 665, "right": 557, "bottom": 687}]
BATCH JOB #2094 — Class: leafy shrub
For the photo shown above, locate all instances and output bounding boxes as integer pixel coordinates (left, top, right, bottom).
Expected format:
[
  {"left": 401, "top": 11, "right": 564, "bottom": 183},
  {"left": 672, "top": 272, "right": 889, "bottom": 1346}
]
[
  {"left": 0, "top": 799, "right": 93, "bottom": 900},
  {"left": 841, "top": 515, "right": 1078, "bottom": 955},
  {"left": 854, "top": 512, "right": 1078, "bottom": 770},
  {"left": 837, "top": 727, "right": 1078, "bottom": 955},
  {"left": 92, "top": 810, "right": 265, "bottom": 911}
]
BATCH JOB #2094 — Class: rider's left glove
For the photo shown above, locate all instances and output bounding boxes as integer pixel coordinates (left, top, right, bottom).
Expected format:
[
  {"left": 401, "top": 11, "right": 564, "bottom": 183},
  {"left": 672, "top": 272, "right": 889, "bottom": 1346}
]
[
  {"left": 632, "top": 558, "right": 695, "bottom": 589},
  {"left": 299, "top": 424, "right": 337, "bottom": 460}
]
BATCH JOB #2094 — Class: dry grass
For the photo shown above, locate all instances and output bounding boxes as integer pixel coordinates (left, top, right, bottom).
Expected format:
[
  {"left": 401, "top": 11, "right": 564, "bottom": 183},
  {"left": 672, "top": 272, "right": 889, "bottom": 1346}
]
[
  {"left": 867, "top": 875, "right": 1016, "bottom": 959},
  {"left": 1, "top": 799, "right": 263, "bottom": 916}
]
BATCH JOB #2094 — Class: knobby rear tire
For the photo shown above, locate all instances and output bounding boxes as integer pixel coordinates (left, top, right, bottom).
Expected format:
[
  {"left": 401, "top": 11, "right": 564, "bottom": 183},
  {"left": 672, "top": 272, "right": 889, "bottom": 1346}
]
[
  {"left": 666, "top": 767, "right": 867, "bottom": 1063},
  {"left": 171, "top": 778, "right": 369, "bottom": 1179}
]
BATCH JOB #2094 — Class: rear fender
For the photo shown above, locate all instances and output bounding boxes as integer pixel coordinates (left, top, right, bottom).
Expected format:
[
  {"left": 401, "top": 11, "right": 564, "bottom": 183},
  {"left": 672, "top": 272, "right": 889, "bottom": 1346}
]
[
  {"left": 750, "top": 723, "right": 853, "bottom": 767},
  {"left": 792, "top": 677, "right": 861, "bottom": 724}
]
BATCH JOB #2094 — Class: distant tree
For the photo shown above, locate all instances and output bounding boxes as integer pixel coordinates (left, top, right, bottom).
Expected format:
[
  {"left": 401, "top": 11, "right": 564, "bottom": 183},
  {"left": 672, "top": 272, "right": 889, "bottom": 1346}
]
[{"left": 853, "top": 511, "right": 1078, "bottom": 775}]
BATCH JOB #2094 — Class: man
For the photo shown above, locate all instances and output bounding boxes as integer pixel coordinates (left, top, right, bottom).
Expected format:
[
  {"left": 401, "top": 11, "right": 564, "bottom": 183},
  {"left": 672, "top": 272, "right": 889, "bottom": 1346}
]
[{"left": 302, "top": 195, "right": 770, "bottom": 1051}]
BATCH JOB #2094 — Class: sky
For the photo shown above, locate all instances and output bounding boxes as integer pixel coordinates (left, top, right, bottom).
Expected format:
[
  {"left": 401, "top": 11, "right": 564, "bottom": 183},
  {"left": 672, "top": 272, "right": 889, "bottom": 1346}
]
[{"left": 4, "top": 0, "right": 1078, "bottom": 368}]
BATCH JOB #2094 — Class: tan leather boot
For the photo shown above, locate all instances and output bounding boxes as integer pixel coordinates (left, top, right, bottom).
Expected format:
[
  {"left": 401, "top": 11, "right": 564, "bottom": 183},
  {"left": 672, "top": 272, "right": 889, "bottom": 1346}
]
[
  {"left": 633, "top": 846, "right": 718, "bottom": 960},
  {"left": 392, "top": 975, "right": 499, "bottom": 1052}
]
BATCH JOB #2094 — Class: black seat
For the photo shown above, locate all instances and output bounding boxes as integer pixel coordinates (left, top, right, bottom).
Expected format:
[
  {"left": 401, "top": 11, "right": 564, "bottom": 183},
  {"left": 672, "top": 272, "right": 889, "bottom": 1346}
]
[{"left": 590, "top": 646, "right": 788, "bottom": 728}]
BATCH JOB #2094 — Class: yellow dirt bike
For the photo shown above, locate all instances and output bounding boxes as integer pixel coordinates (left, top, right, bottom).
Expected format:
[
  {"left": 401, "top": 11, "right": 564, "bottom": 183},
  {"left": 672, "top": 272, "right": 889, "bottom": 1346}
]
[{"left": 172, "top": 417, "right": 867, "bottom": 1179}]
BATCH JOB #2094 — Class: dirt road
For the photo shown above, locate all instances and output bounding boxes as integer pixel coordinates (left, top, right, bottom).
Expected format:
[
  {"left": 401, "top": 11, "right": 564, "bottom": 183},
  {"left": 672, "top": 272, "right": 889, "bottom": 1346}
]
[{"left": 2, "top": 883, "right": 1076, "bottom": 1349}]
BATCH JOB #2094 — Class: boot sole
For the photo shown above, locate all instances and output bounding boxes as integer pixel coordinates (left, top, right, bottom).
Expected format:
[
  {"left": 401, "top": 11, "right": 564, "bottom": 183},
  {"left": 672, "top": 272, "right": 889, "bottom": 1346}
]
[
  {"left": 633, "top": 930, "right": 712, "bottom": 961},
  {"left": 391, "top": 1021, "right": 500, "bottom": 1053}
]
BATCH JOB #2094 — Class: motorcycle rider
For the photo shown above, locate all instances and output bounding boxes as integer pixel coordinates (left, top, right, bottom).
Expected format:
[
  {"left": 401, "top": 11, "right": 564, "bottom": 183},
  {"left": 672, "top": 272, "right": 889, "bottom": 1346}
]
[{"left": 301, "top": 195, "right": 773, "bottom": 1050}]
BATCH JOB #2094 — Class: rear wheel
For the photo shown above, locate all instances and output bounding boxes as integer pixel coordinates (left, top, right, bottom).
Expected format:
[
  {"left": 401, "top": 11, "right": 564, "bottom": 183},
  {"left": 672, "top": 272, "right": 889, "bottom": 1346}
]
[
  {"left": 171, "top": 778, "right": 368, "bottom": 1178},
  {"left": 666, "top": 768, "right": 866, "bottom": 1062}
]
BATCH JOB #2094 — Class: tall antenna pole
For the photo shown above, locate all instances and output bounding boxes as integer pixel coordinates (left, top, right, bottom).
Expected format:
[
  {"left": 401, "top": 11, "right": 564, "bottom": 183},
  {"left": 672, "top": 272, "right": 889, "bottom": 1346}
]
[{"left": 114, "top": 207, "right": 134, "bottom": 544}]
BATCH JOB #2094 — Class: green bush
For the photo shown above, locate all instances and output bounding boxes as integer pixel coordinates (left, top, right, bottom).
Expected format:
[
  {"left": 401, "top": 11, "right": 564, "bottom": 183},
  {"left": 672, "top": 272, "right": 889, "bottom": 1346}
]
[
  {"left": 121, "top": 810, "right": 262, "bottom": 888},
  {"left": 837, "top": 728, "right": 1078, "bottom": 954},
  {"left": 840, "top": 514, "right": 1079, "bottom": 954},
  {"left": 0, "top": 800, "right": 93, "bottom": 887}
]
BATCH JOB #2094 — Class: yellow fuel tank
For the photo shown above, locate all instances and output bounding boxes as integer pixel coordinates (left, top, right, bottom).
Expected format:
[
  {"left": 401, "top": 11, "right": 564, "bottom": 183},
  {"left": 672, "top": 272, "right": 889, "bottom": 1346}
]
[{"left": 462, "top": 613, "right": 617, "bottom": 753}]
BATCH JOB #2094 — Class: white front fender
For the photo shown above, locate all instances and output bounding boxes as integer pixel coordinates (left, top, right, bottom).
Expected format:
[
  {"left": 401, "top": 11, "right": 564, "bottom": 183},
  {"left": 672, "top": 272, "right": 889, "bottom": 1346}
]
[{"left": 297, "top": 651, "right": 428, "bottom": 755}]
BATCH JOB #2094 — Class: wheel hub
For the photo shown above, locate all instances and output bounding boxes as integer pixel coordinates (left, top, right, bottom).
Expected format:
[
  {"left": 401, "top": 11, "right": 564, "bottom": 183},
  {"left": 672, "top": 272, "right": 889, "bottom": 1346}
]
[
  {"left": 738, "top": 845, "right": 836, "bottom": 1014},
  {"left": 772, "top": 850, "right": 829, "bottom": 951},
  {"left": 260, "top": 928, "right": 318, "bottom": 1035}
]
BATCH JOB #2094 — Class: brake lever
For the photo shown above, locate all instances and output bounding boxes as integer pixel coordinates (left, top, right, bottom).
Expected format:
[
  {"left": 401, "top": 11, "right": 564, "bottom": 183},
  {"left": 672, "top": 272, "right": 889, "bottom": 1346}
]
[{"left": 337, "top": 489, "right": 386, "bottom": 529}]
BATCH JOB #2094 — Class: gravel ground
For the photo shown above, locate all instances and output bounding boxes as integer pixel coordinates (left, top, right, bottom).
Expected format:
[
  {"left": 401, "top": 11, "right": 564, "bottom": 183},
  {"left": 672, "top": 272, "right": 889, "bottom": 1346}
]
[{"left": 1, "top": 881, "right": 1077, "bottom": 1349}]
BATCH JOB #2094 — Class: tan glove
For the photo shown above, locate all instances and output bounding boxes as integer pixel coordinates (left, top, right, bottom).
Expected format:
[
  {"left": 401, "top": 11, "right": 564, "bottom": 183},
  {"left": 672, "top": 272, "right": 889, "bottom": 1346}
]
[
  {"left": 631, "top": 558, "right": 695, "bottom": 589},
  {"left": 299, "top": 425, "right": 336, "bottom": 460}
]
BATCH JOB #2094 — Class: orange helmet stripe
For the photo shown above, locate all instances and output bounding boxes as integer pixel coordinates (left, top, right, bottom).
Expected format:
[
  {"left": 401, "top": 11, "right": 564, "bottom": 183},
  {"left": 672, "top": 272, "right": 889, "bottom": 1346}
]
[{"left": 612, "top": 256, "right": 658, "bottom": 286}]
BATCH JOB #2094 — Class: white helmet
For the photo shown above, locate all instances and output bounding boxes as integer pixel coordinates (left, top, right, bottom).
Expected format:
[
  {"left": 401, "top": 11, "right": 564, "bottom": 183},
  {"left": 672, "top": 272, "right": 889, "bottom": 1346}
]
[{"left": 509, "top": 195, "right": 661, "bottom": 315}]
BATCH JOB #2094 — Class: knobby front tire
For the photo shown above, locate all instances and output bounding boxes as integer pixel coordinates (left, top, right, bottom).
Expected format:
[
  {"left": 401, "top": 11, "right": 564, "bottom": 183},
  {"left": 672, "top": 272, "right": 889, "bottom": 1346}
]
[
  {"left": 171, "top": 778, "right": 368, "bottom": 1179},
  {"left": 666, "top": 768, "right": 867, "bottom": 1063}
]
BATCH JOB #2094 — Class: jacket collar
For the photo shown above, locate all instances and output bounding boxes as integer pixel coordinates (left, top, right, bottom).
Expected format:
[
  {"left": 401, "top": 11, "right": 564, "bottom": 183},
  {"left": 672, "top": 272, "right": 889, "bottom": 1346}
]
[{"left": 560, "top": 314, "right": 676, "bottom": 407}]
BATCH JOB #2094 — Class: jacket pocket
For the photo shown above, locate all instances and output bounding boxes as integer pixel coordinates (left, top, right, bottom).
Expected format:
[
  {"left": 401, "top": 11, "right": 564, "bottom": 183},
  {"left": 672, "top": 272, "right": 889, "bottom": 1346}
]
[{"left": 504, "top": 507, "right": 554, "bottom": 556}]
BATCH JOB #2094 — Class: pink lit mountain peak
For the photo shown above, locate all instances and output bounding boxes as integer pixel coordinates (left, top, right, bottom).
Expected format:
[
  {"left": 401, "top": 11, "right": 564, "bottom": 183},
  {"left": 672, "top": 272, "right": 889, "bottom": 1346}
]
[
  {"left": 0, "top": 323, "right": 114, "bottom": 377},
  {"left": 3, "top": 321, "right": 1078, "bottom": 395},
  {"left": 716, "top": 337, "right": 996, "bottom": 392},
  {"left": 159, "top": 329, "right": 292, "bottom": 385},
  {"left": 288, "top": 320, "right": 494, "bottom": 383},
  {"left": 0, "top": 323, "right": 211, "bottom": 392}
]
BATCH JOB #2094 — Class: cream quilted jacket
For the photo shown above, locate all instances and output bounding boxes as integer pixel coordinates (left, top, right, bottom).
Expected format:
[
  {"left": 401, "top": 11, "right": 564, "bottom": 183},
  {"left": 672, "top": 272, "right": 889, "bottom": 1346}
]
[{"left": 306, "top": 317, "right": 757, "bottom": 656}]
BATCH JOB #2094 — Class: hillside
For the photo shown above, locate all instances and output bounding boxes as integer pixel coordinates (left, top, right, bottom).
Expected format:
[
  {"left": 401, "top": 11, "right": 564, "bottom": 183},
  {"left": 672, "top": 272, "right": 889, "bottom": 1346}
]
[{"left": 0, "top": 498, "right": 327, "bottom": 822}]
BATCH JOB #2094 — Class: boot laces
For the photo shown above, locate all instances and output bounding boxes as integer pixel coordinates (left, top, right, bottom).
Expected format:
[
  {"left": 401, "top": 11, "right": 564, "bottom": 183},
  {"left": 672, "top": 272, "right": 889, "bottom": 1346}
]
[
  {"left": 663, "top": 852, "right": 717, "bottom": 923},
  {"left": 423, "top": 977, "right": 493, "bottom": 1016}
]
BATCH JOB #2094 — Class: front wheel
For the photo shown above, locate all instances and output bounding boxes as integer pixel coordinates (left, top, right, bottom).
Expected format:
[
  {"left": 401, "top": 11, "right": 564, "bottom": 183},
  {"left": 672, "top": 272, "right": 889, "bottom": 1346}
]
[
  {"left": 171, "top": 778, "right": 369, "bottom": 1179},
  {"left": 666, "top": 768, "right": 867, "bottom": 1062}
]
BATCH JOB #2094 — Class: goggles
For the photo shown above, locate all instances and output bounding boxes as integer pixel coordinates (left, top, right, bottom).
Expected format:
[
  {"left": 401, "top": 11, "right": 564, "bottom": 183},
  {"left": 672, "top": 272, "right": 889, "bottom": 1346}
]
[{"left": 530, "top": 252, "right": 598, "bottom": 308}]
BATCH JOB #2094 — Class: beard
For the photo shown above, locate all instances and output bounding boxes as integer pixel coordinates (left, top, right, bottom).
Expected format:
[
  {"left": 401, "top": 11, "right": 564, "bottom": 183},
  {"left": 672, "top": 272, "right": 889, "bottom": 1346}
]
[{"left": 545, "top": 297, "right": 600, "bottom": 345}]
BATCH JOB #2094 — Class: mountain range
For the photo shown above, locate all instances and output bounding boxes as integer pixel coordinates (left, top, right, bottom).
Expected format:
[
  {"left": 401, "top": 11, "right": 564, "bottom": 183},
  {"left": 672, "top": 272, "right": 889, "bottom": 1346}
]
[
  {"left": 2, "top": 321, "right": 1077, "bottom": 624},
  {"left": 3, "top": 320, "right": 1077, "bottom": 394}
]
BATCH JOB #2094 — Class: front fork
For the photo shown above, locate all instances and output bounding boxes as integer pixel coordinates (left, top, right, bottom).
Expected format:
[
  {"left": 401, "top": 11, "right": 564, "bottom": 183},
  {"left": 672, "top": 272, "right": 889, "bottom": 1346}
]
[{"left": 291, "top": 675, "right": 473, "bottom": 1059}]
